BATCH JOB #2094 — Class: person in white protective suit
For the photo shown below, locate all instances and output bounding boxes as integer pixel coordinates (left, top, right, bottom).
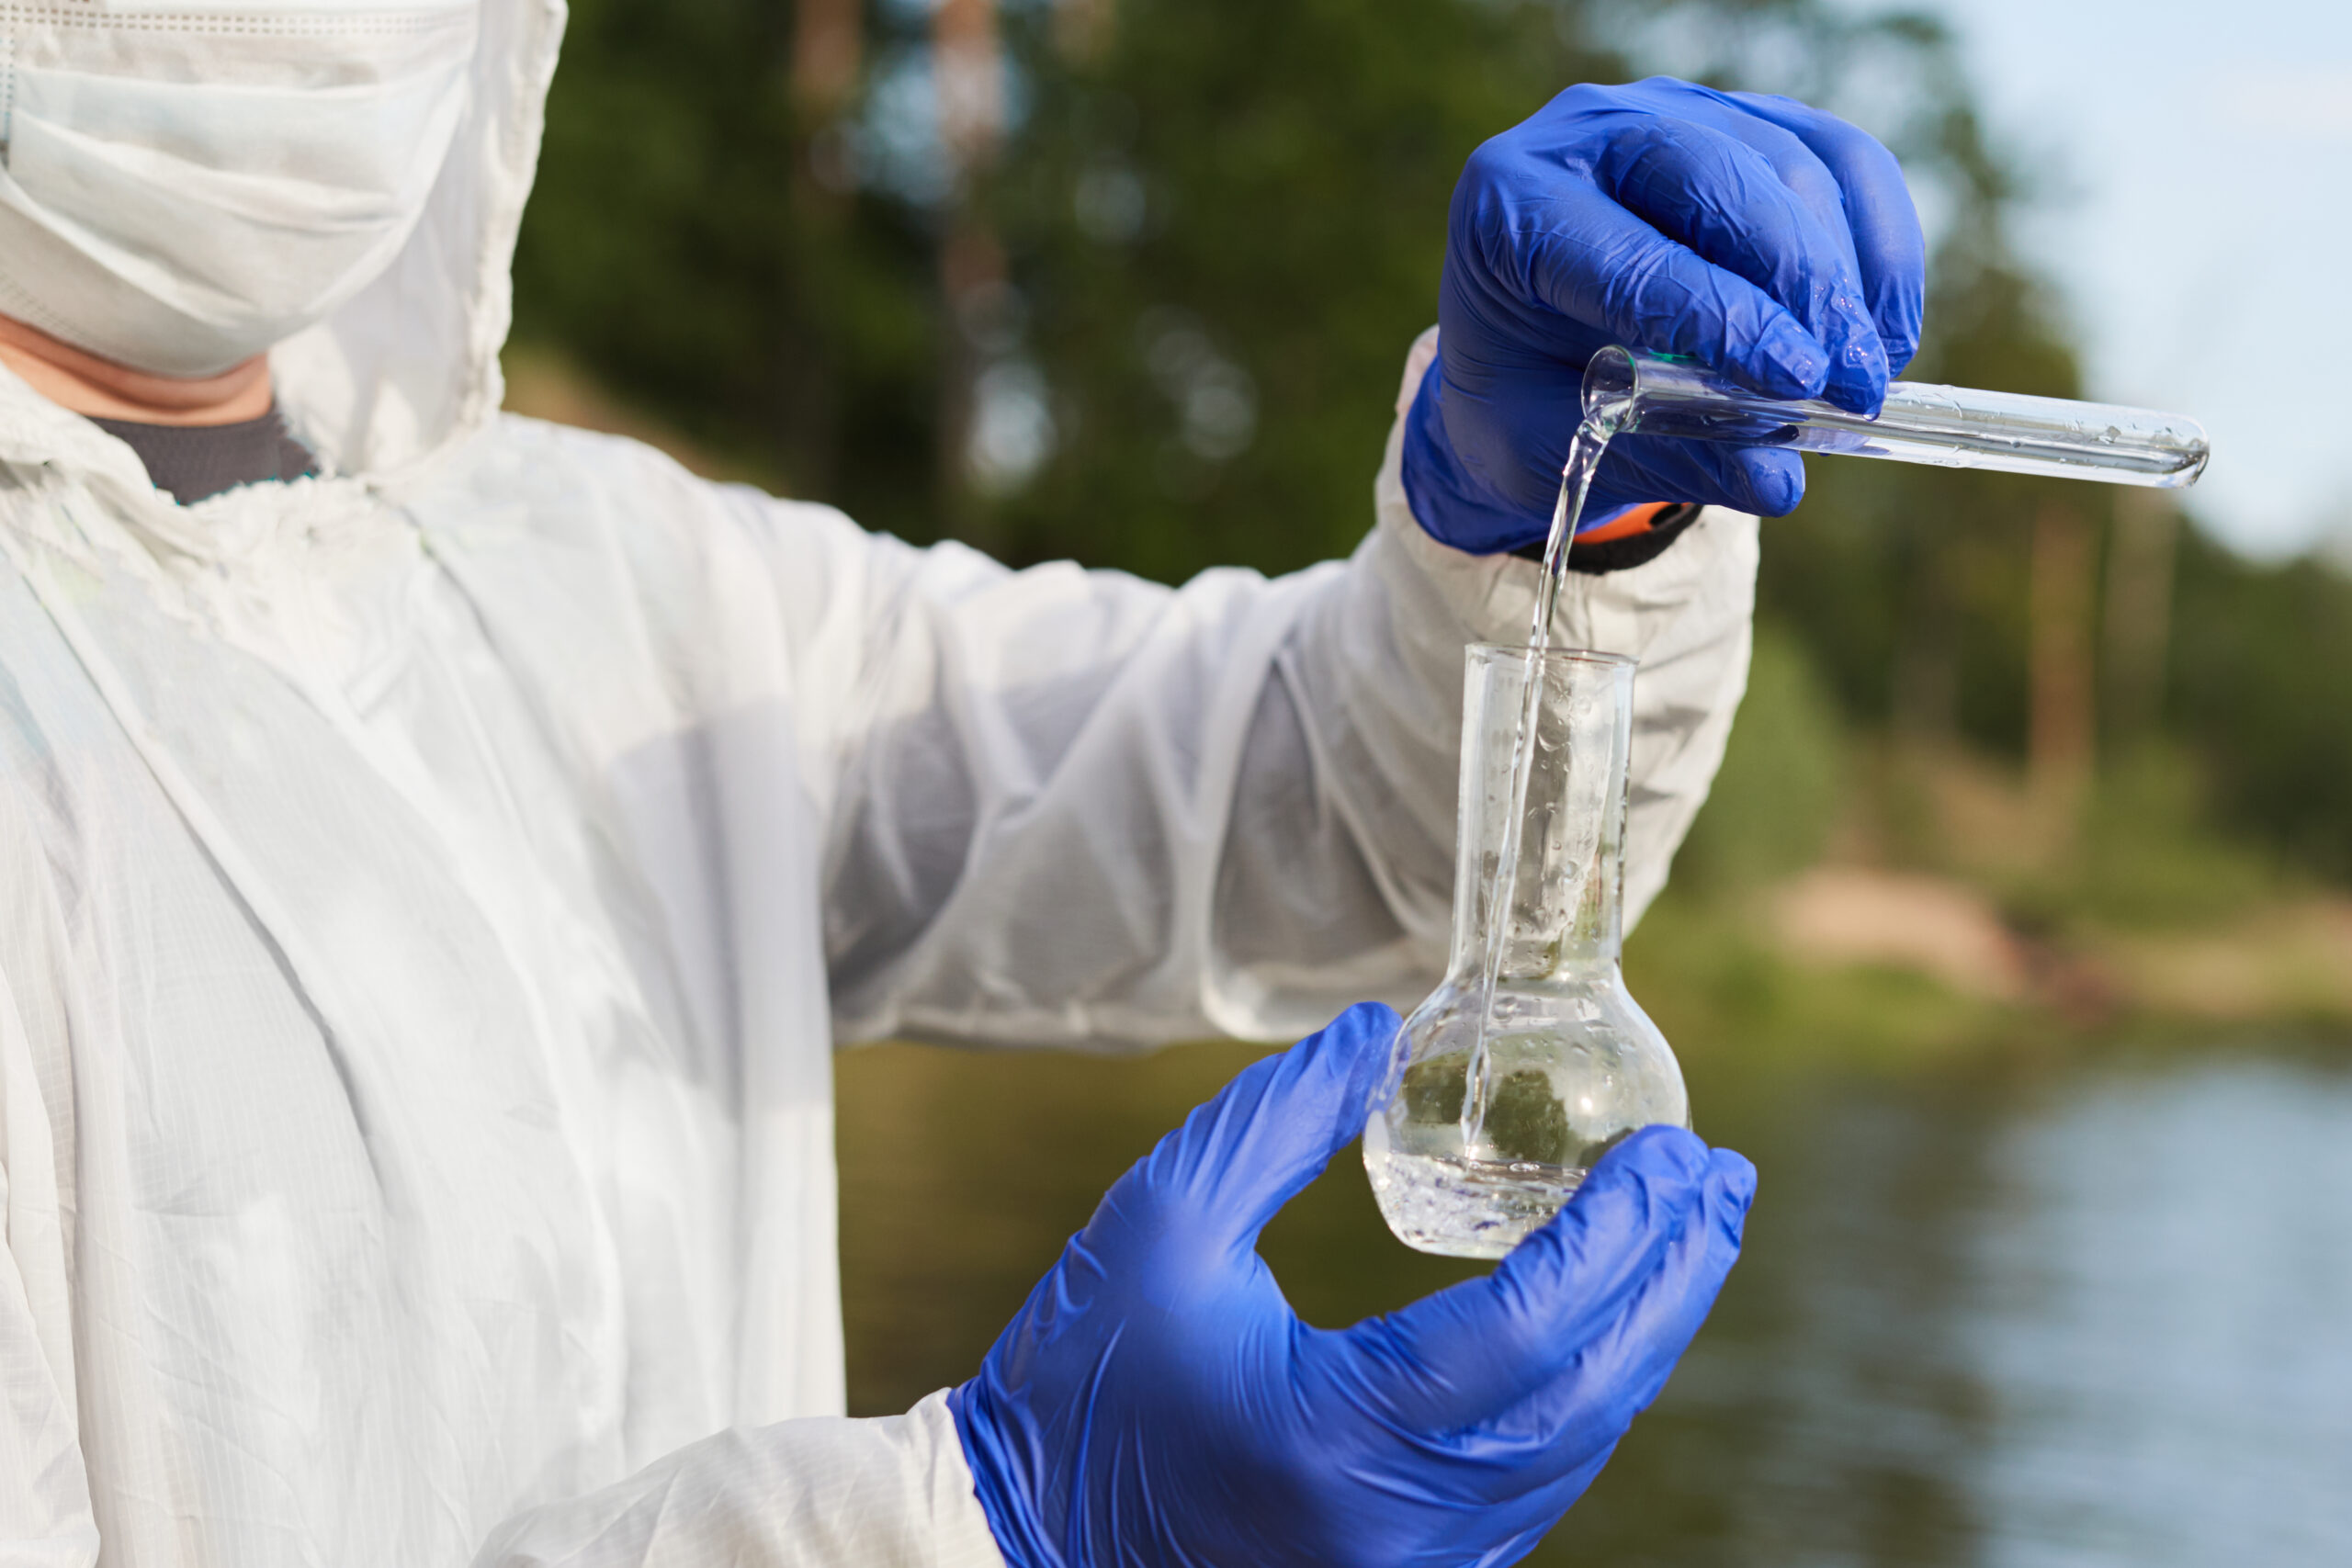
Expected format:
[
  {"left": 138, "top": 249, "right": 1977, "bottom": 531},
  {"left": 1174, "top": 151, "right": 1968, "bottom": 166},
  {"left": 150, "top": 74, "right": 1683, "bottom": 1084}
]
[{"left": 0, "top": 3, "right": 1932, "bottom": 1565}]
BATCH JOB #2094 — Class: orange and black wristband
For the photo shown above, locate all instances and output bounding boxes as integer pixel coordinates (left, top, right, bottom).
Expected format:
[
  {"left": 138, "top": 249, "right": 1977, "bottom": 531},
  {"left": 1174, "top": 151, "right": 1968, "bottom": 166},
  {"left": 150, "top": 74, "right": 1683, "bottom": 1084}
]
[{"left": 1512, "top": 502, "right": 1702, "bottom": 575}]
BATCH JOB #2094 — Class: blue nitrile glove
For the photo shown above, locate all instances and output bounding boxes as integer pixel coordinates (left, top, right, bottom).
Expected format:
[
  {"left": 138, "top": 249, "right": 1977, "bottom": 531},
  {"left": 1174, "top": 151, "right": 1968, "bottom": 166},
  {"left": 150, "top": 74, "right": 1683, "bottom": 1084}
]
[
  {"left": 1405, "top": 76, "right": 1928, "bottom": 553},
  {"left": 949, "top": 1001, "right": 1756, "bottom": 1568}
]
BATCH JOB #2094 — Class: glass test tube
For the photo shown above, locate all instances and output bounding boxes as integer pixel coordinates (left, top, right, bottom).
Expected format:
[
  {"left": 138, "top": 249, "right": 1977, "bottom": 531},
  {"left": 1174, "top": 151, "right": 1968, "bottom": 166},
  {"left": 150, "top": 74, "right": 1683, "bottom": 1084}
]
[{"left": 1582, "top": 346, "right": 2210, "bottom": 489}]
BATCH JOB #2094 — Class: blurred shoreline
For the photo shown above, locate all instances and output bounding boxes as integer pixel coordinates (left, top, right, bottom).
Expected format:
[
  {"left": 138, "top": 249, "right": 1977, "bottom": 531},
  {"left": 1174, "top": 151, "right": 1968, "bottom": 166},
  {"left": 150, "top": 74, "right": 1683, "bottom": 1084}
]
[
  {"left": 1636, "top": 869, "right": 2352, "bottom": 1085},
  {"left": 1761, "top": 863, "right": 2352, "bottom": 1031}
]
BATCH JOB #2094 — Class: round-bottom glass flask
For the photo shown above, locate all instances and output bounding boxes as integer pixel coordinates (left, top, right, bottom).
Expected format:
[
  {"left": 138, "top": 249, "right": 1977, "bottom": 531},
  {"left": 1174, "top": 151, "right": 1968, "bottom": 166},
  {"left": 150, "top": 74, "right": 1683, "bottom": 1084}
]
[{"left": 1364, "top": 645, "right": 1687, "bottom": 1259}]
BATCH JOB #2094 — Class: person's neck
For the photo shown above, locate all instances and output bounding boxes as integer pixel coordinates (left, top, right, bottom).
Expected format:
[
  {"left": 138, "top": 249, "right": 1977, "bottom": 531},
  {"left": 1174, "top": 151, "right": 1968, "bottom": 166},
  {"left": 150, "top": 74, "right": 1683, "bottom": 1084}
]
[{"left": 0, "top": 314, "right": 272, "bottom": 427}]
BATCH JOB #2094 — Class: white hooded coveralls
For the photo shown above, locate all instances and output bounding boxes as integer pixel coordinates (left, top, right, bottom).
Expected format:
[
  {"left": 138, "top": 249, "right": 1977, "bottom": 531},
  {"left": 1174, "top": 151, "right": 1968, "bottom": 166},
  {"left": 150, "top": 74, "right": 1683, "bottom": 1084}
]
[{"left": 0, "top": 2, "right": 1759, "bottom": 1563}]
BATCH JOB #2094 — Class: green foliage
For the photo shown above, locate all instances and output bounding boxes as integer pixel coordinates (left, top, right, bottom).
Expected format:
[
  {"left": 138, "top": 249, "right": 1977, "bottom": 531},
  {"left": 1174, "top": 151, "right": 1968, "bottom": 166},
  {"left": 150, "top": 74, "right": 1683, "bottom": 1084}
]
[
  {"left": 514, "top": 0, "right": 944, "bottom": 533},
  {"left": 516, "top": 0, "right": 2041, "bottom": 580},
  {"left": 2169, "top": 537, "right": 2352, "bottom": 880},
  {"left": 513, "top": 0, "right": 2352, "bottom": 897},
  {"left": 1672, "top": 626, "right": 1847, "bottom": 895},
  {"left": 1754, "top": 250, "right": 2082, "bottom": 759},
  {"left": 2068, "top": 744, "right": 2278, "bottom": 930},
  {"left": 978, "top": 0, "right": 1620, "bottom": 579}
]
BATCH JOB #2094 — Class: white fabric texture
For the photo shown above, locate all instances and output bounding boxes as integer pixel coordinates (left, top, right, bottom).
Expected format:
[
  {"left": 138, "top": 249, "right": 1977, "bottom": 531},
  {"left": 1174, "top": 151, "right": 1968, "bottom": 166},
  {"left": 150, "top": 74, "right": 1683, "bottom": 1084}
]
[
  {"left": 0, "top": 0, "right": 480, "bottom": 377},
  {"left": 0, "top": 4, "right": 1759, "bottom": 1564},
  {"left": 474, "top": 1393, "right": 1004, "bottom": 1568}
]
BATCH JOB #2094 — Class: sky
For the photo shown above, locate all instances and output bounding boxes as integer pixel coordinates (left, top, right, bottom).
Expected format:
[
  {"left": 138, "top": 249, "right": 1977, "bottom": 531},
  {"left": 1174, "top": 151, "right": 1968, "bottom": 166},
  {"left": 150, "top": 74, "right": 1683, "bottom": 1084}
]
[{"left": 1843, "top": 0, "right": 2352, "bottom": 558}]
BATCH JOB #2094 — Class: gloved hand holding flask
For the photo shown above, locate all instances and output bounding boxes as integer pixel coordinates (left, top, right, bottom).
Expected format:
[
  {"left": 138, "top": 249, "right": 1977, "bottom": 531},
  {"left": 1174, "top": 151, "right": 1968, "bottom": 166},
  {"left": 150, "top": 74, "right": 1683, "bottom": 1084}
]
[
  {"left": 951, "top": 1003, "right": 1755, "bottom": 1568},
  {"left": 1405, "top": 76, "right": 1928, "bottom": 552}
]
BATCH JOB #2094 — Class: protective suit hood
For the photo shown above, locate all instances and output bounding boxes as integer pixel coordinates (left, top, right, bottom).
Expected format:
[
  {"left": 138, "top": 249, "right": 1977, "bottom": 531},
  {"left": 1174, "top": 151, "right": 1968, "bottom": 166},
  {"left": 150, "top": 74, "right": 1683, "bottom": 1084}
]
[
  {"left": 271, "top": 0, "right": 565, "bottom": 478},
  {"left": 0, "top": 0, "right": 563, "bottom": 483}
]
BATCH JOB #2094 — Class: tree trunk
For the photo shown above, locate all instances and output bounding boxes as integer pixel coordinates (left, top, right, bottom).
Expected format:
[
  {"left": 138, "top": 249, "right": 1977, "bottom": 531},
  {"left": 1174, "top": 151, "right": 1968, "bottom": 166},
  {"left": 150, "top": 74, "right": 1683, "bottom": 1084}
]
[
  {"left": 779, "top": 0, "right": 864, "bottom": 501},
  {"left": 2030, "top": 501, "right": 2097, "bottom": 837},
  {"left": 792, "top": 0, "right": 863, "bottom": 124},
  {"left": 1055, "top": 0, "right": 1114, "bottom": 61},
  {"left": 2102, "top": 486, "right": 2179, "bottom": 745},
  {"left": 934, "top": 0, "right": 1003, "bottom": 540}
]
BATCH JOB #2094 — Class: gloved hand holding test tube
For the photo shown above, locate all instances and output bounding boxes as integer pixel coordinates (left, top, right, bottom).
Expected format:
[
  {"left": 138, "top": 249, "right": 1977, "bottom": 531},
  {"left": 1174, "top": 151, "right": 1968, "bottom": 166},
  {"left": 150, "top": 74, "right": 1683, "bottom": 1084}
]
[{"left": 1580, "top": 346, "right": 2210, "bottom": 488}]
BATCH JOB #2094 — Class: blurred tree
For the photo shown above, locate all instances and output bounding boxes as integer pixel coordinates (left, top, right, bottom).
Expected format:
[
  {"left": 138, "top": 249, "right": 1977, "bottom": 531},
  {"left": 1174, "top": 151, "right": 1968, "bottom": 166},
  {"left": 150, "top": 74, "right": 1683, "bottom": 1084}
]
[
  {"left": 1720, "top": 17, "right": 2086, "bottom": 761},
  {"left": 1671, "top": 626, "right": 1847, "bottom": 895},
  {"left": 514, "top": 0, "right": 944, "bottom": 533},
  {"left": 971, "top": 0, "right": 1621, "bottom": 580},
  {"left": 516, "top": 0, "right": 2061, "bottom": 586},
  {"left": 2029, "top": 501, "right": 2097, "bottom": 829},
  {"left": 2102, "top": 488, "right": 2180, "bottom": 745},
  {"left": 2169, "top": 536, "right": 2352, "bottom": 881},
  {"left": 511, "top": 0, "right": 2352, "bottom": 887}
]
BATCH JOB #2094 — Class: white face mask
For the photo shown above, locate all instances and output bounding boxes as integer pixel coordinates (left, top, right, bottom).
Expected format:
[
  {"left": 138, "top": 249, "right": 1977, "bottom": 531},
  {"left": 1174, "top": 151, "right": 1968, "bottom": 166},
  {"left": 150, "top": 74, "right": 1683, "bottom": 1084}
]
[{"left": 0, "top": 1, "right": 478, "bottom": 378}]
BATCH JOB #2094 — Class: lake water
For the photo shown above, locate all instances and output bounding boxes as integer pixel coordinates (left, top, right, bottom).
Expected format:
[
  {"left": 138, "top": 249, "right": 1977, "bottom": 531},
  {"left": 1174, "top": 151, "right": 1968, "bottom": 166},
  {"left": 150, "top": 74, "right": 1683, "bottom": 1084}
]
[{"left": 837, "top": 1033, "right": 2352, "bottom": 1564}]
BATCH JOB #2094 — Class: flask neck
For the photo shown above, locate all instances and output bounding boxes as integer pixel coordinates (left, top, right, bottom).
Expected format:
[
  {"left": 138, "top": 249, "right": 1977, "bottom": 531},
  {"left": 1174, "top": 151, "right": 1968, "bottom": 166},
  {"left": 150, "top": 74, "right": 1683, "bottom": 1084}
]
[
  {"left": 1447, "top": 645, "right": 1636, "bottom": 989},
  {"left": 1445, "top": 852, "right": 1625, "bottom": 983}
]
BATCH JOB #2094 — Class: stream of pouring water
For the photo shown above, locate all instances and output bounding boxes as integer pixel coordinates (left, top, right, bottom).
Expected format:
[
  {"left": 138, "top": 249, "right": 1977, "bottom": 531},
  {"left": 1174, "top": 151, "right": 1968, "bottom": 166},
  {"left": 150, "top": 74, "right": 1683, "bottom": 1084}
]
[{"left": 1457, "top": 410, "right": 1623, "bottom": 1155}]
